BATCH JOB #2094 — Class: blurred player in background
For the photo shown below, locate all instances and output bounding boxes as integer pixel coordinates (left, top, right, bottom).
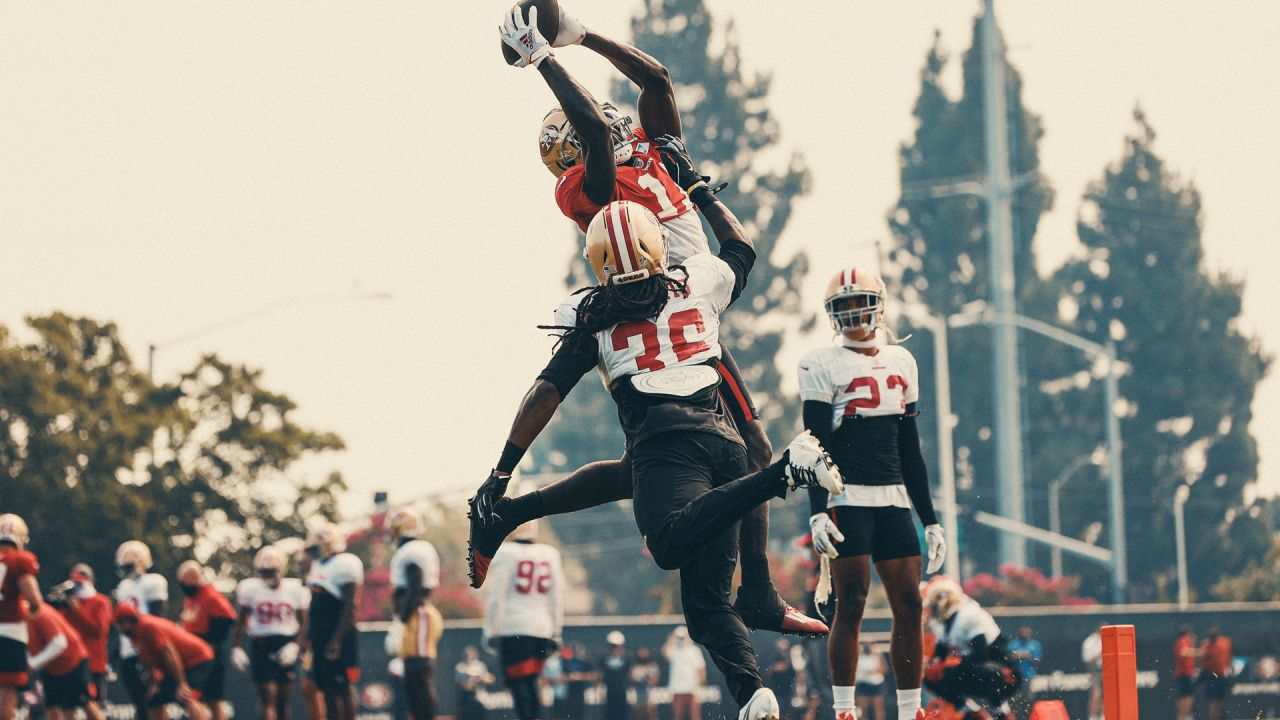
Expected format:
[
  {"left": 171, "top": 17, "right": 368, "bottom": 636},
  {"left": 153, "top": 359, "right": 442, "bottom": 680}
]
[
  {"left": 178, "top": 561, "right": 237, "bottom": 720},
  {"left": 0, "top": 514, "right": 42, "bottom": 720},
  {"left": 386, "top": 508, "right": 443, "bottom": 720},
  {"left": 454, "top": 646, "right": 494, "bottom": 720},
  {"left": 922, "top": 578, "right": 1021, "bottom": 720},
  {"left": 114, "top": 540, "right": 169, "bottom": 720},
  {"left": 234, "top": 546, "right": 309, "bottom": 720},
  {"left": 800, "top": 267, "right": 946, "bottom": 720},
  {"left": 50, "top": 564, "right": 112, "bottom": 703},
  {"left": 26, "top": 603, "right": 103, "bottom": 720},
  {"left": 114, "top": 604, "right": 214, "bottom": 720},
  {"left": 302, "top": 523, "right": 363, "bottom": 720},
  {"left": 482, "top": 521, "right": 562, "bottom": 720},
  {"left": 472, "top": 1, "right": 826, "bottom": 639}
]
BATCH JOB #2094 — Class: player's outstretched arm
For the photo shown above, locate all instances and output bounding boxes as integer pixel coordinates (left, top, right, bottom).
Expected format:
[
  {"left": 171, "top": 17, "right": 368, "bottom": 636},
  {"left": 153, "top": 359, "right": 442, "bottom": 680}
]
[{"left": 581, "top": 31, "right": 681, "bottom": 139}]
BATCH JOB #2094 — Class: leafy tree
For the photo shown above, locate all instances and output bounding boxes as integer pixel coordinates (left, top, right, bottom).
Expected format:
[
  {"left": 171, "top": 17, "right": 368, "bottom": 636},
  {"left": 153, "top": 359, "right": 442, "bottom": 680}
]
[
  {"left": 1052, "top": 111, "right": 1270, "bottom": 599},
  {"left": 0, "top": 313, "right": 346, "bottom": 588},
  {"left": 525, "top": 0, "right": 812, "bottom": 613}
]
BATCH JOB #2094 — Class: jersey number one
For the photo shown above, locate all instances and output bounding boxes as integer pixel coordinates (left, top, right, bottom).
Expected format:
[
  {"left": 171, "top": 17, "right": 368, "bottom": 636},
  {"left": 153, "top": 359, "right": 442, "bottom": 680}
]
[
  {"left": 611, "top": 309, "right": 710, "bottom": 372},
  {"left": 636, "top": 173, "right": 681, "bottom": 220}
]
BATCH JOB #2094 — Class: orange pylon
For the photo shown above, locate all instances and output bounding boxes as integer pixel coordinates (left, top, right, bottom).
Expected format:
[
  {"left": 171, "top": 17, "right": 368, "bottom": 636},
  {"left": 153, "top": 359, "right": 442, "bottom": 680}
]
[{"left": 1102, "top": 625, "right": 1140, "bottom": 719}]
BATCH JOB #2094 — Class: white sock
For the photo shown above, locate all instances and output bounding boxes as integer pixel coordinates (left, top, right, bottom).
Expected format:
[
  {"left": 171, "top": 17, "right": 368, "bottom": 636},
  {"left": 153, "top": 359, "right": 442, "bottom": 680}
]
[
  {"left": 833, "top": 685, "right": 857, "bottom": 715},
  {"left": 897, "top": 688, "right": 922, "bottom": 718}
]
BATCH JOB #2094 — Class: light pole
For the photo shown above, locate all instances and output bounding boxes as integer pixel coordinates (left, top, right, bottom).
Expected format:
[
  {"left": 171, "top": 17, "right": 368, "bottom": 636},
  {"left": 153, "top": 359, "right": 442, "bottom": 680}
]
[
  {"left": 1049, "top": 453, "right": 1101, "bottom": 578},
  {"left": 147, "top": 287, "right": 393, "bottom": 379},
  {"left": 1174, "top": 483, "right": 1191, "bottom": 609}
]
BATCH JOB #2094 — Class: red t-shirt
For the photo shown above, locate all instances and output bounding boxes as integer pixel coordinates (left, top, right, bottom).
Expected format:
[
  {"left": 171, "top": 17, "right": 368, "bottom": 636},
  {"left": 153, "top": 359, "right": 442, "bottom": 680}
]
[
  {"left": 27, "top": 605, "right": 88, "bottom": 677},
  {"left": 555, "top": 128, "right": 694, "bottom": 232},
  {"left": 60, "top": 593, "right": 113, "bottom": 674},
  {"left": 134, "top": 615, "right": 214, "bottom": 671},
  {"left": 0, "top": 548, "right": 39, "bottom": 624},
  {"left": 1201, "top": 637, "right": 1233, "bottom": 677},
  {"left": 1173, "top": 636, "right": 1196, "bottom": 678},
  {"left": 180, "top": 584, "right": 236, "bottom": 638}
]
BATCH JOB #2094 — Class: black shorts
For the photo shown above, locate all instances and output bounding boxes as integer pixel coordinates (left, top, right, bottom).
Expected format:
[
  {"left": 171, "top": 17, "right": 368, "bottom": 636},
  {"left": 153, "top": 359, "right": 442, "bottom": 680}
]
[
  {"left": 0, "top": 635, "right": 27, "bottom": 687},
  {"left": 311, "top": 636, "right": 360, "bottom": 693},
  {"left": 203, "top": 650, "right": 227, "bottom": 701},
  {"left": 1176, "top": 675, "right": 1195, "bottom": 698},
  {"left": 252, "top": 635, "right": 298, "bottom": 685},
  {"left": 499, "top": 636, "right": 554, "bottom": 680},
  {"left": 149, "top": 660, "right": 214, "bottom": 707},
  {"left": 829, "top": 504, "right": 921, "bottom": 562},
  {"left": 91, "top": 671, "right": 109, "bottom": 703},
  {"left": 1204, "top": 674, "right": 1231, "bottom": 700},
  {"left": 717, "top": 348, "right": 759, "bottom": 425},
  {"left": 43, "top": 660, "right": 95, "bottom": 709}
]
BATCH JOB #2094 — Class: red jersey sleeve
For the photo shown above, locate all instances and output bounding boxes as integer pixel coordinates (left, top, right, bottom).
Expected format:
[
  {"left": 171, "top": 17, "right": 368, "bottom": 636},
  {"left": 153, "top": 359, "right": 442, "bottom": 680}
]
[
  {"left": 555, "top": 166, "right": 603, "bottom": 233},
  {"left": 16, "top": 550, "right": 38, "bottom": 577},
  {"left": 204, "top": 589, "right": 237, "bottom": 620}
]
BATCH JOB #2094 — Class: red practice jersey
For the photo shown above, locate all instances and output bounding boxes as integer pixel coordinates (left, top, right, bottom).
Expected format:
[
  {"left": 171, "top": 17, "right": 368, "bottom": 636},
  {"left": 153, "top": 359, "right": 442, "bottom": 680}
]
[
  {"left": 28, "top": 605, "right": 89, "bottom": 677},
  {"left": 133, "top": 615, "right": 215, "bottom": 671},
  {"left": 180, "top": 584, "right": 236, "bottom": 638},
  {"left": 556, "top": 128, "right": 694, "bottom": 233},
  {"left": 59, "top": 592, "right": 113, "bottom": 674},
  {"left": 0, "top": 548, "right": 39, "bottom": 624}
]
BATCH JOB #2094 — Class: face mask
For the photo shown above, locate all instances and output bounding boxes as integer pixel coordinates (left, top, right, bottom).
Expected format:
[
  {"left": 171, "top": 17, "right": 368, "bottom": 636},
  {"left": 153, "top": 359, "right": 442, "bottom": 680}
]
[
  {"left": 305, "top": 546, "right": 323, "bottom": 560},
  {"left": 179, "top": 584, "right": 200, "bottom": 597},
  {"left": 73, "top": 583, "right": 96, "bottom": 600},
  {"left": 116, "top": 564, "right": 136, "bottom": 579}
]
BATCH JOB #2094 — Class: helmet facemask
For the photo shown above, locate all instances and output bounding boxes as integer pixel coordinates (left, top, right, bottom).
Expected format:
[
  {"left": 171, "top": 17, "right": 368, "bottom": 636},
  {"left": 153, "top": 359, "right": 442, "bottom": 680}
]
[
  {"left": 599, "top": 103, "right": 636, "bottom": 165},
  {"left": 826, "top": 291, "right": 883, "bottom": 336}
]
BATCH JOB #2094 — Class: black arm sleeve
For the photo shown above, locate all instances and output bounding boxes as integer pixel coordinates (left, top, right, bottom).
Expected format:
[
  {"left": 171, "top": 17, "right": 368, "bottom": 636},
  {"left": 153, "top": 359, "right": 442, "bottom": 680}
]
[
  {"left": 537, "top": 338, "right": 599, "bottom": 400},
  {"left": 803, "top": 400, "right": 835, "bottom": 516},
  {"left": 967, "top": 634, "right": 992, "bottom": 663},
  {"left": 898, "top": 410, "right": 939, "bottom": 526},
  {"left": 204, "top": 616, "right": 235, "bottom": 646},
  {"left": 716, "top": 238, "right": 756, "bottom": 303},
  {"left": 147, "top": 600, "right": 166, "bottom": 617}
]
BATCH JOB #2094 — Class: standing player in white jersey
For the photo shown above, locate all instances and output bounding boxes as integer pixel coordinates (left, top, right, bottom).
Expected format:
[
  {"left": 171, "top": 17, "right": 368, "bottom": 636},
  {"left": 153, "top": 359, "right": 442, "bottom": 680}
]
[
  {"left": 301, "top": 523, "right": 363, "bottom": 720},
  {"left": 113, "top": 540, "right": 169, "bottom": 720},
  {"left": 232, "top": 547, "right": 310, "bottom": 720},
  {"left": 385, "top": 508, "right": 443, "bottom": 720},
  {"left": 471, "top": 138, "right": 843, "bottom": 720},
  {"left": 799, "top": 268, "right": 949, "bottom": 720},
  {"left": 481, "top": 522, "right": 562, "bottom": 720},
  {"left": 472, "top": 4, "right": 827, "bottom": 640}
]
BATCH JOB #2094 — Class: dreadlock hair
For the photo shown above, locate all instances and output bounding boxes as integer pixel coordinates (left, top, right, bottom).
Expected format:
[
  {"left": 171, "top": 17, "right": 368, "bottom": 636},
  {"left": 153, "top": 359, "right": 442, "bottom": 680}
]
[{"left": 540, "top": 266, "right": 690, "bottom": 351}]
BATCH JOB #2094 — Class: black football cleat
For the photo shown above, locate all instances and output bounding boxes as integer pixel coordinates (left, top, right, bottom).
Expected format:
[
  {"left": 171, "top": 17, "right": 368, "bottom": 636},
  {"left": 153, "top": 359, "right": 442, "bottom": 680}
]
[
  {"left": 734, "top": 585, "right": 829, "bottom": 638},
  {"left": 467, "top": 499, "right": 518, "bottom": 589}
]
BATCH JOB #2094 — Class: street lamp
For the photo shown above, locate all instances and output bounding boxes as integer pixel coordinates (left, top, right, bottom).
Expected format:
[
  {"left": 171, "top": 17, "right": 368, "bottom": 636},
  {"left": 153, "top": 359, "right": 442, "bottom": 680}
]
[
  {"left": 1174, "top": 483, "right": 1191, "bottom": 609},
  {"left": 1049, "top": 452, "right": 1103, "bottom": 578},
  {"left": 147, "top": 287, "right": 394, "bottom": 378}
]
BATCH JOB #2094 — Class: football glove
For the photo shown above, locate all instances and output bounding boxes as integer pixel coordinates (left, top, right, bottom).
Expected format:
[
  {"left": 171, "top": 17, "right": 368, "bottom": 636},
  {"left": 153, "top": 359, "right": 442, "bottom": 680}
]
[
  {"left": 808, "top": 513, "right": 844, "bottom": 560},
  {"left": 552, "top": 4, "right": 587, "bottom": 47},
  {"left": 500, "top": 5, "right": 553, "bottom": 69},
  {"left": 469, "top": 470, "right": 511, "bottom": 527},
  {"left": 231, "top": 646, "right": 250, "bottom": 672},
  {"left": 274, "top": 642, "right": 300, "bottom": 667},
  {"left": 654, "top": 134, "right": 712, "bottom": 193},
  {"left": 388, "top": 657, "right": 405, "bottom": 678},
  {"left": 925, "top": 524, "right": 947, "bottom": 574}
]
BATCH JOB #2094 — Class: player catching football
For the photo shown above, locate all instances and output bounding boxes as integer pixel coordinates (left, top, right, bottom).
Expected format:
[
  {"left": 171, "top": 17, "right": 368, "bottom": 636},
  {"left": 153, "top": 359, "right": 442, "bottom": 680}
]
[
  {"left": 799, "top": 268, "right": 947, "bottom": 720},
  {"left": 472, "top": 128, "right": 844, "bottom": 719},
  {"left": 472, "top": 1, "right": 827, "bottom": 640}
]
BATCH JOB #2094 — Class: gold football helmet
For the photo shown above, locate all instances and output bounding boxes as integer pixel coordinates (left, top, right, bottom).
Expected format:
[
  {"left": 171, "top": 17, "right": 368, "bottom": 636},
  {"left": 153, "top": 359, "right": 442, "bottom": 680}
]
[
  {"left": 115, "top": 540, "right": 154, "bottom": 572},
  {"left": 254, "top": 546, "right": 288, "bottom": 577},
  {"left": 386, "top": 507, "right": 424, "bottom": 542},
  {"left": 0, "top": 514, "right": 29, "bottom": 549},
  {"left": 305, "top": 522, "right": 347, "bottom": 557},
  {"left": 824, "top": 266, "right": 887, "bottom": 334},
  {"left": 537, "top": 102, "right": 636, "bottom": 177},
  {"left": 922, "top": 576, "right": 965, "bottom": 620},
  {"left": 585, "top": 201, "right": 668, "bottom": 285}
]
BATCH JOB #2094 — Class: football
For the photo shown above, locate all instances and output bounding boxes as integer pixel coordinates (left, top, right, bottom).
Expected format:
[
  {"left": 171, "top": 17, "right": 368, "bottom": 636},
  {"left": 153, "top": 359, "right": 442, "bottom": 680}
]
[{"left": 500, "top": 0, "right": 560, "bottom": 66}]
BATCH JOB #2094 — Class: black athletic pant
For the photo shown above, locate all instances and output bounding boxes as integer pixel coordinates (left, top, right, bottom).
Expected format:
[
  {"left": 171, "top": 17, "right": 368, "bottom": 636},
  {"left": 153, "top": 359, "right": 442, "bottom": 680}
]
[
  {"left": 121, "top": 656, "right": 150, "bottom": 720},
  {"left": 926, "top": 657, "right": 1022, "bottom": 708},
  {"left": 508, "top": 675, "right": 541, "bottom": 720},
  {"left": 403, "top": 658, "right": 437, "bottom": 720},
  {"left": 631, "top": 430, "right": 787, "bottom": 708}
]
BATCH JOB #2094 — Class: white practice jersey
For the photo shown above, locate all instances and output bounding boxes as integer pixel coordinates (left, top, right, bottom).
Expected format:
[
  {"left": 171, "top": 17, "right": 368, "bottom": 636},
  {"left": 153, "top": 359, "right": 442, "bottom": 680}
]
[
  {"left": 236, "top": 577, "right": 310, "bottom": 638},
  {"left": 663, "top": 211, "right": 710, "bottom": 266},
  {"left": 482, "top": 542, "right": 563, "bottom": 643},
  {"left": 307, "top": 553, "right": 364, "bottom": 600},
  {"left": 115, "top": 573, "right": 168, "bottom": 658},
  {"left": 554, "top": 252, "right": 735, "bottom": 388},
  {"left": 930, "top": 600, "right": 1001, "bottom": 654},
  {"left": 798, "top": 342, "right": 921, "bottom": 509},
  {"left": 390, "top": 539, "right": 440, "bottom": 590}
]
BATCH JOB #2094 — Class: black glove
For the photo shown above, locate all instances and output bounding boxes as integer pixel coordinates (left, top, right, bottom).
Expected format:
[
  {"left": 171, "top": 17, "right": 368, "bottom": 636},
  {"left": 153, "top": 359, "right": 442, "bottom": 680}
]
[
  {"left": 468, "top": 471, "right": 511, "bottom": 526},
  {"left": 654, "top": 134, "right": 709, "bottom": 192}
]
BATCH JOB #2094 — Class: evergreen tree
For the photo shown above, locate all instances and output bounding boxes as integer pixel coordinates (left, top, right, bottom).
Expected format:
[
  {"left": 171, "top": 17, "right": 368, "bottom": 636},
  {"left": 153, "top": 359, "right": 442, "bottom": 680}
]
[{"left": 1052, "top": 110, "right": 1270, "bottom": 599}]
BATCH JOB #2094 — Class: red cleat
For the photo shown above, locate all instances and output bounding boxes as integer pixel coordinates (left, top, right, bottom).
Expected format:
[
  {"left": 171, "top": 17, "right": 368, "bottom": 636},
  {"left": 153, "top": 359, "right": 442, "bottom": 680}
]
[{"left": 734, "top": 586, "right": 829, "bottom": 637}]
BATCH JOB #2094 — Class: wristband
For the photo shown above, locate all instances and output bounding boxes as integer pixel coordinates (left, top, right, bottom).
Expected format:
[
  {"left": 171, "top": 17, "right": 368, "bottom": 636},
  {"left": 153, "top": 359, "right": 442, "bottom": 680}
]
[
  {"left": 496, "top": 441, "right": 527, "bottom": 474},
  {"left": 688, "top": 184, "right": 715, "bottom": 210}
]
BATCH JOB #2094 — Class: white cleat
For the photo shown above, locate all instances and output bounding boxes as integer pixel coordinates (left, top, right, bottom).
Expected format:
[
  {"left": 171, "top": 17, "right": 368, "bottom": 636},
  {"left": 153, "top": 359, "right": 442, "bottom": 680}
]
[
  {"left": 738, "top": 687, "right": 781, "bottom": 720},
  {"left": 782, "top": 430, "right": 844, "bottom": 495}
]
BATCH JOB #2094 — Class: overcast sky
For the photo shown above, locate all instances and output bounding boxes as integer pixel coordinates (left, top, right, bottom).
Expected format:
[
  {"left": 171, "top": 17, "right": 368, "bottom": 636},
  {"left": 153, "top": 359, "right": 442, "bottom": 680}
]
[{"left": 2, "top": 1, "right": 1277, "bottom": 517}]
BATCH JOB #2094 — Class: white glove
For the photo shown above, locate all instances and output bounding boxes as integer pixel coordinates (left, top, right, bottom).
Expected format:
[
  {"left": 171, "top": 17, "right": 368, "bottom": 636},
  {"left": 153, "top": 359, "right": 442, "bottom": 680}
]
[
  {"left": 385, "top": 620, "right": 405, "bottom": 656},
  {"left": 925, "top": 524, "right": 947, "bottom": 574},
  {"left": 808, "top": 513, "right": 844, "bottom": 560},
  {"left": 388, "top": 657, "right": 405, "bottom": 678},
  {"left": 273, "top": 641, "right": 300, "bottom": 667},
  {"left": 231, "top": 646, "right": 250, "bottom": 672},
  {"left": 552, "top": 4, "right": 587, "bottom": 47},
  {"left": 499, "top": 4, "right": 553, "bottom": 69}
]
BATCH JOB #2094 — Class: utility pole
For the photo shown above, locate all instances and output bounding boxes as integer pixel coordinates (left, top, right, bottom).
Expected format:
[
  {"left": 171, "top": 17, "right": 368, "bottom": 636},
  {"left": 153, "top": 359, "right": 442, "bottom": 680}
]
[{"left": 981, "top": 0, "right": 1026, "bottom": 566}]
